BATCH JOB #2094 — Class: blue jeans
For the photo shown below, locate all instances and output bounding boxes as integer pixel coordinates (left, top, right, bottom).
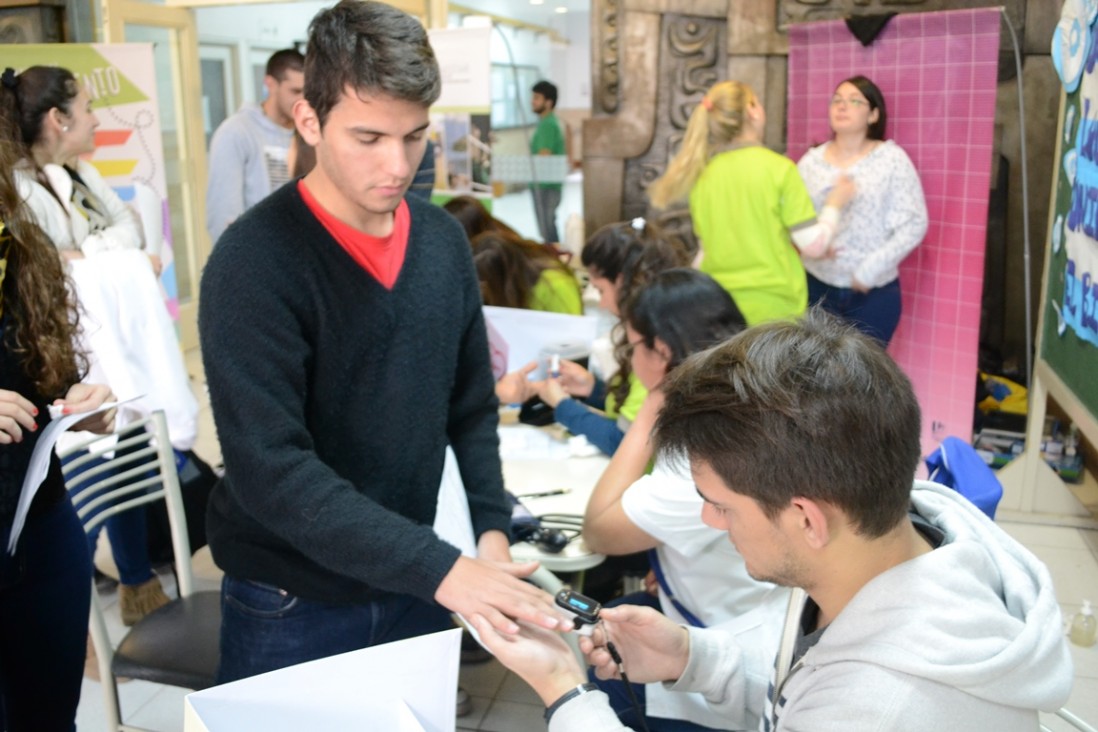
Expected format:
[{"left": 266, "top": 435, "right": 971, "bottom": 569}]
[
  {"left": 532, "top": 186, "right": 562, "bottom": 244},
  {"left": 217, "top": 575, "right": 454, "bottom": 683},
  {"left": 807, "top": 273, "right": 902, "bottom": 346},
  {"left": 0, "top": 497, "right": 91, "bottom": 732},
  {"left": 590, "top": 592, "right": 717, "bottom": 732},
  {"left": 64, "top": 448, "right": 156, "bottom": 586}
]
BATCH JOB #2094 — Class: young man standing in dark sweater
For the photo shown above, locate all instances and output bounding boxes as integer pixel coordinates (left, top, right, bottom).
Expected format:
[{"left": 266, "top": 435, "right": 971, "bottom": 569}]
[{"left": 199, "top": 0, "right": 564, "bottom": 685}]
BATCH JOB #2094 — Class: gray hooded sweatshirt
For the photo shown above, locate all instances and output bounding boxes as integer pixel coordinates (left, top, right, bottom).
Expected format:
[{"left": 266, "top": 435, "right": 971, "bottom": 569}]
[
  {"left": 205, "top": 103, "right": 293, "bottom": 245},
  {"left": 551, "top": 481, "right": 1074, "bottom": 732}
]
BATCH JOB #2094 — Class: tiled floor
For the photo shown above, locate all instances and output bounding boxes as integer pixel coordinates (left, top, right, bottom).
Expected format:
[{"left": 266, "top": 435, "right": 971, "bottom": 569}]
[{"left": 74, "top": 180, "right": 1098, "bottom": 730}]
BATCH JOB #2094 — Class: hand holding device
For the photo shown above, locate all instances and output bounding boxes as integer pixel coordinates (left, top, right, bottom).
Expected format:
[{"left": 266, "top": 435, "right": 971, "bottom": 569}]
[{"left": 580, "top": 603, "right": 691, "bottom": 684}]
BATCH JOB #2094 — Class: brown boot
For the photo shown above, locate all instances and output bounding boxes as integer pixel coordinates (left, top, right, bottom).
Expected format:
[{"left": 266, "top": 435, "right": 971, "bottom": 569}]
[{"left": 119, "top": 577, "right": 170, "bottom": 626}]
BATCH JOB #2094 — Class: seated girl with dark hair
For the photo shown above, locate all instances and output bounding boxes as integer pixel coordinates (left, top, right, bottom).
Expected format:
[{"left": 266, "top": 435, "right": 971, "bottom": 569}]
[
  {"left": 532, "top": 218, "right": 690, "bottom": 455},
  {"left": 472, "top": 231, "right": 582, "bottom": 315},
  {"left": 443, "top": 194, "right": 522, "bottom": 242}
]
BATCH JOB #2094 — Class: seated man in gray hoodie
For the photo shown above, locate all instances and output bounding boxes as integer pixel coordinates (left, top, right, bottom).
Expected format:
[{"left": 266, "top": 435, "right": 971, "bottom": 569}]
[{"left": 470, "top": 309, "right": 1074, "bottom": 732}]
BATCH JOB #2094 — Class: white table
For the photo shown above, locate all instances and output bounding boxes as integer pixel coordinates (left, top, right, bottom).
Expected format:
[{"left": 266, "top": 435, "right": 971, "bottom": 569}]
[{"left": 499, "top": 424, "right": 608, "bottom": 574}]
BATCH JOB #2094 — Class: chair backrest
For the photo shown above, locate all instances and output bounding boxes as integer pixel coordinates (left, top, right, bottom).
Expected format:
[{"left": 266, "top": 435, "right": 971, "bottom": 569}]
[
  {"left": 925, "top": 436, "right": 1004, "bottom": 520},
  {"left": 59, "top": 410, "right": 194, "bottom": 597},
  {"left": 1040, "top": 707, "right": 1098, "bottom": 732}
]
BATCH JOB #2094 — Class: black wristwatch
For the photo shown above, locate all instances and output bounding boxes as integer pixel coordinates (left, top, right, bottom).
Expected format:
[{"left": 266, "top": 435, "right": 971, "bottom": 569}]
[{"left": 544, "top": 682, "right": 599, "bottom": 723}]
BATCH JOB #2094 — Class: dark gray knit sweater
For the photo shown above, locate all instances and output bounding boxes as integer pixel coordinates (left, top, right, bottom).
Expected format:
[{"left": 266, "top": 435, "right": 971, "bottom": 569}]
[{"left": 199, "top": 185, "right": 509, "bottom": 605}]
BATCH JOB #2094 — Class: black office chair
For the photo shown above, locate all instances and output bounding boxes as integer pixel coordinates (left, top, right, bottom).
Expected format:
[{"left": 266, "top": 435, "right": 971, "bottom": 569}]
[{"left": 60, "top": 410, "right": 221, "bottom": 731}]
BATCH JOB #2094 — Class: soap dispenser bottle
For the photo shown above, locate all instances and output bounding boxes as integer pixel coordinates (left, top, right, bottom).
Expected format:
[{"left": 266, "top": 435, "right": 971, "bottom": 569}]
[{"left": 1069, "top": 600, "right": 1097, "bottom": 647}]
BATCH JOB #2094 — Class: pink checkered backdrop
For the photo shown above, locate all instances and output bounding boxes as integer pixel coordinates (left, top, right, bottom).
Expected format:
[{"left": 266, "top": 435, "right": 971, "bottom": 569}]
[{"left": 787, "top": 8, "right": 1001, "bottom": 459}]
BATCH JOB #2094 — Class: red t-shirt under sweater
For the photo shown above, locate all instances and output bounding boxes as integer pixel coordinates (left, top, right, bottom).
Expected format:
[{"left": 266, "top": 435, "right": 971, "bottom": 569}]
[{"left": 297, "top": 180, "right": 408, "bottom": 290}]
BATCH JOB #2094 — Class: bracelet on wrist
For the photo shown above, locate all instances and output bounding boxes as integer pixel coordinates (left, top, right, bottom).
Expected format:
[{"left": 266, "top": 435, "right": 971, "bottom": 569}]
[{"left": 544, "top": 682, "right": 598, "bottom": 723}]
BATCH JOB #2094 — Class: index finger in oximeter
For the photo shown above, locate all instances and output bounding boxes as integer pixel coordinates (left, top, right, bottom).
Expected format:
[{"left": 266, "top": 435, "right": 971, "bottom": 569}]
[{"left": 555, "top": 589, "right": 601, "bottom": 634}]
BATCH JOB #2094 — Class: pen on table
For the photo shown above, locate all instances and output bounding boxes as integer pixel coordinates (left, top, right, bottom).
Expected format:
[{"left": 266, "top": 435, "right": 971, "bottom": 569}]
[{"left": 520, "top": 488, "right": 571, "bottom": 499}]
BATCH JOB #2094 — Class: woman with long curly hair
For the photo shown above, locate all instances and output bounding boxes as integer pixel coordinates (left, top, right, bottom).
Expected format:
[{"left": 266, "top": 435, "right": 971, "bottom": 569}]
[
  {"left": 0, "top": 65, "right": 197, "bottom": 624},
  {"left": 0, "top": 113, "right": 114, "bottom": 731}
]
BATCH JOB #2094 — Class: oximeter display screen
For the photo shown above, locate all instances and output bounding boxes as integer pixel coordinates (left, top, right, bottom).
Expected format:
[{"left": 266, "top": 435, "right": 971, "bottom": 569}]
[
  {"left": 556, "top": 589, "right": 600, "bottom": 624},
  {"left": 567, "top": 596, "right": 595, "bottom": 612}
]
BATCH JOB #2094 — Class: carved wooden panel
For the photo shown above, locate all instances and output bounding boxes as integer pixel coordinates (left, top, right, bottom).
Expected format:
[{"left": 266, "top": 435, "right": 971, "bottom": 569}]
[
  {"left": 620, "top": 13, "right": 724, "bottom": 252},
  {"left": 594, "top": 0, "right": 621, "bottom": 114}
]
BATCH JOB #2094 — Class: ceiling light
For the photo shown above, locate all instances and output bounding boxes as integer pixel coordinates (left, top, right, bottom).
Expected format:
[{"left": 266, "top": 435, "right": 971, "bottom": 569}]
[
  {"left": 555, "top": 6, "right": 567, "bottom": 12},
  {"left": 530, "top": 0, "right": 544, "bottom": 4}
]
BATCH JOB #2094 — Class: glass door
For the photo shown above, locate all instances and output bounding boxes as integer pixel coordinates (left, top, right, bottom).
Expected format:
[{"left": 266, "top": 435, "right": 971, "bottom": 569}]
[
  {"left": 199, "top": 43, "right": 236, "bottom": 147},
  {"left": 103, "top": 0, "right": 208, "bottom": 350}
]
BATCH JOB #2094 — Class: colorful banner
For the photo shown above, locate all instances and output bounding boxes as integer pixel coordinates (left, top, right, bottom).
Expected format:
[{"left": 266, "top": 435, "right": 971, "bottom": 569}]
[
  {"left": 1057, "top": 0, "right": 1098, "bottom": 347},
  {"left": 6, "top": 44, "right": 178, "bottom": 315},
  {"left": 788, "top": 8, "right": 1001, "bottom": 458}
]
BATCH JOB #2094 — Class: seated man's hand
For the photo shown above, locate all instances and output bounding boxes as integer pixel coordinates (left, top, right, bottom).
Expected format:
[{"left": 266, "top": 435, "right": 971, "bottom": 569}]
[
  {"left": 581, "top": 603, "right": 690, "bottom": 685},
  {"left": 435, "top": 555, "right": 566, "bottom": 636},
  {"left": 469, "top": 615, "right": 586, "bottom": 705}
]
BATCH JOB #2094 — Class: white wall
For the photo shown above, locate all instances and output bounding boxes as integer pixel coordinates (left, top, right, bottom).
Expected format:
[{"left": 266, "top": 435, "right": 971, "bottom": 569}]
[
  {"left": 196, "top": 3, "right": 321, "bottom": 49},
  {"left": 552, "top": 12, "right": 590, "bottom": 111},
  {"left": 195, "top": 2, "right": 321, "bottom": 105},
  {"left": 195, "top": 4, "right": 590, "bottom": 112}
]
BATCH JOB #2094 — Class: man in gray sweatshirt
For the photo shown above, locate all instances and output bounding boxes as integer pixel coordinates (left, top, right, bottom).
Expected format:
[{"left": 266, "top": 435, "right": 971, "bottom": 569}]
[
  {"left": 470, "top": 310, "right": 1075, "bottom": 732},
  {"left": 205, "top": 48, "right": 304, "bottom": 245}
]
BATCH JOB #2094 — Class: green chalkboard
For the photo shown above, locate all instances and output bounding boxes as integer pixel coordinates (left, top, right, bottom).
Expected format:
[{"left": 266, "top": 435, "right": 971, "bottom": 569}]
[{"left": 1041, "top": 73, "right": 1098, "bottom": 427}]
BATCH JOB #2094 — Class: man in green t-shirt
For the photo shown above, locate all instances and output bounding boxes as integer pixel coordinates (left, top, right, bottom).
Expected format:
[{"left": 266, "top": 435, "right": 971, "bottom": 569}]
[{"left": 529, "top": 79, "right": 565, "bottom": 243}]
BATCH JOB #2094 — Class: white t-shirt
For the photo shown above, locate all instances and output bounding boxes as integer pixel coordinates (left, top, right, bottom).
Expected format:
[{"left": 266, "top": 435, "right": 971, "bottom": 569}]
[{"left": 621, "top": 454, "right": 790, "bottom": 730}]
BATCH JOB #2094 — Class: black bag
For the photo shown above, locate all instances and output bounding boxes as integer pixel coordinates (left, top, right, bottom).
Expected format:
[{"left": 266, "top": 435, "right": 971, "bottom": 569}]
[{"left": 145, "top": 450, "right": 218, "bottom": 565}]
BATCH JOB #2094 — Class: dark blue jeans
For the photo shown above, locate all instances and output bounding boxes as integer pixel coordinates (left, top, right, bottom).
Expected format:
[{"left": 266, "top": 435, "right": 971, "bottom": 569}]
[
  {"left": 0, "top": 497, "right": 92, "bottom": 732},
  {"left": 64, "top": 448, "right": 156, "bottom": 586},
  {"left": 590, "top": 592, "right": 717, "bottom": 732},
  {"left": 807, "top": 273, "right": 902, "bottom": 346},
  {"left": 216, "top": 575, "right": 454, "bottom": 683}
]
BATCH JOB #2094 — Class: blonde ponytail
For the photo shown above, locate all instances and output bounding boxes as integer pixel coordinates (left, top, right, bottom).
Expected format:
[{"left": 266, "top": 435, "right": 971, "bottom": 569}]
[{"left": 647, "top": 81, "right": 757, "bottom": 210}]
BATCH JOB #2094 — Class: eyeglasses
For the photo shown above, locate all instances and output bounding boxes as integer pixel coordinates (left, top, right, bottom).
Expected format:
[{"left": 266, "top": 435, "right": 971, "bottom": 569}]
[{"left": 830, "top": 96, "right": 868, "bottom": 108}]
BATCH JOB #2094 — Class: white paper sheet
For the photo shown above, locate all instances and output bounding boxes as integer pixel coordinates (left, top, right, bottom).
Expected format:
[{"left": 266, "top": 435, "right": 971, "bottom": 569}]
[
  {"left": 497, "top": 424, "right": 571, "bottom": 462},
  {"left": 433, "top": 446, "right": 477, "bottom": 558},
  {"left": 483, "top": 306, "right": 599, "bottom": 378},
  {"left": 184, "top": 629, "right": 462, "bottom": 732},
  {"left": 7, "top": 398, "right": 132, "bottom": 554}
]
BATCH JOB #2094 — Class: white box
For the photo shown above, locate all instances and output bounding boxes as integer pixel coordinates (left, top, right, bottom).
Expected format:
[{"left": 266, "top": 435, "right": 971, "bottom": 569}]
[{"left": 184, "top": 628, "right": 461, "bottom": 731}]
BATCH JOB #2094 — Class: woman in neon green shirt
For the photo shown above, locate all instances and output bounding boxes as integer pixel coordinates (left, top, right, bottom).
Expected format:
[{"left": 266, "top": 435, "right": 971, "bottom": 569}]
[
  {"left": 472, "top": 231, "right": 582, "bottom": 315},
  {"left": 648, "top": 80, "right": 853, "bottom": 325}
]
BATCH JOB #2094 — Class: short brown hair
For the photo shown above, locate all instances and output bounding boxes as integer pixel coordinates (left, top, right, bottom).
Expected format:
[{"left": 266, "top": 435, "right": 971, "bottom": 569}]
[
  {"left": 266, "top": 49, "right": 304, "bottom": 82},
  {"left": 304, "top": 0, "right": 440, "bottom": 128},
  {"left": 655, "top": 309, "right": 921, "bottom": 538}
]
